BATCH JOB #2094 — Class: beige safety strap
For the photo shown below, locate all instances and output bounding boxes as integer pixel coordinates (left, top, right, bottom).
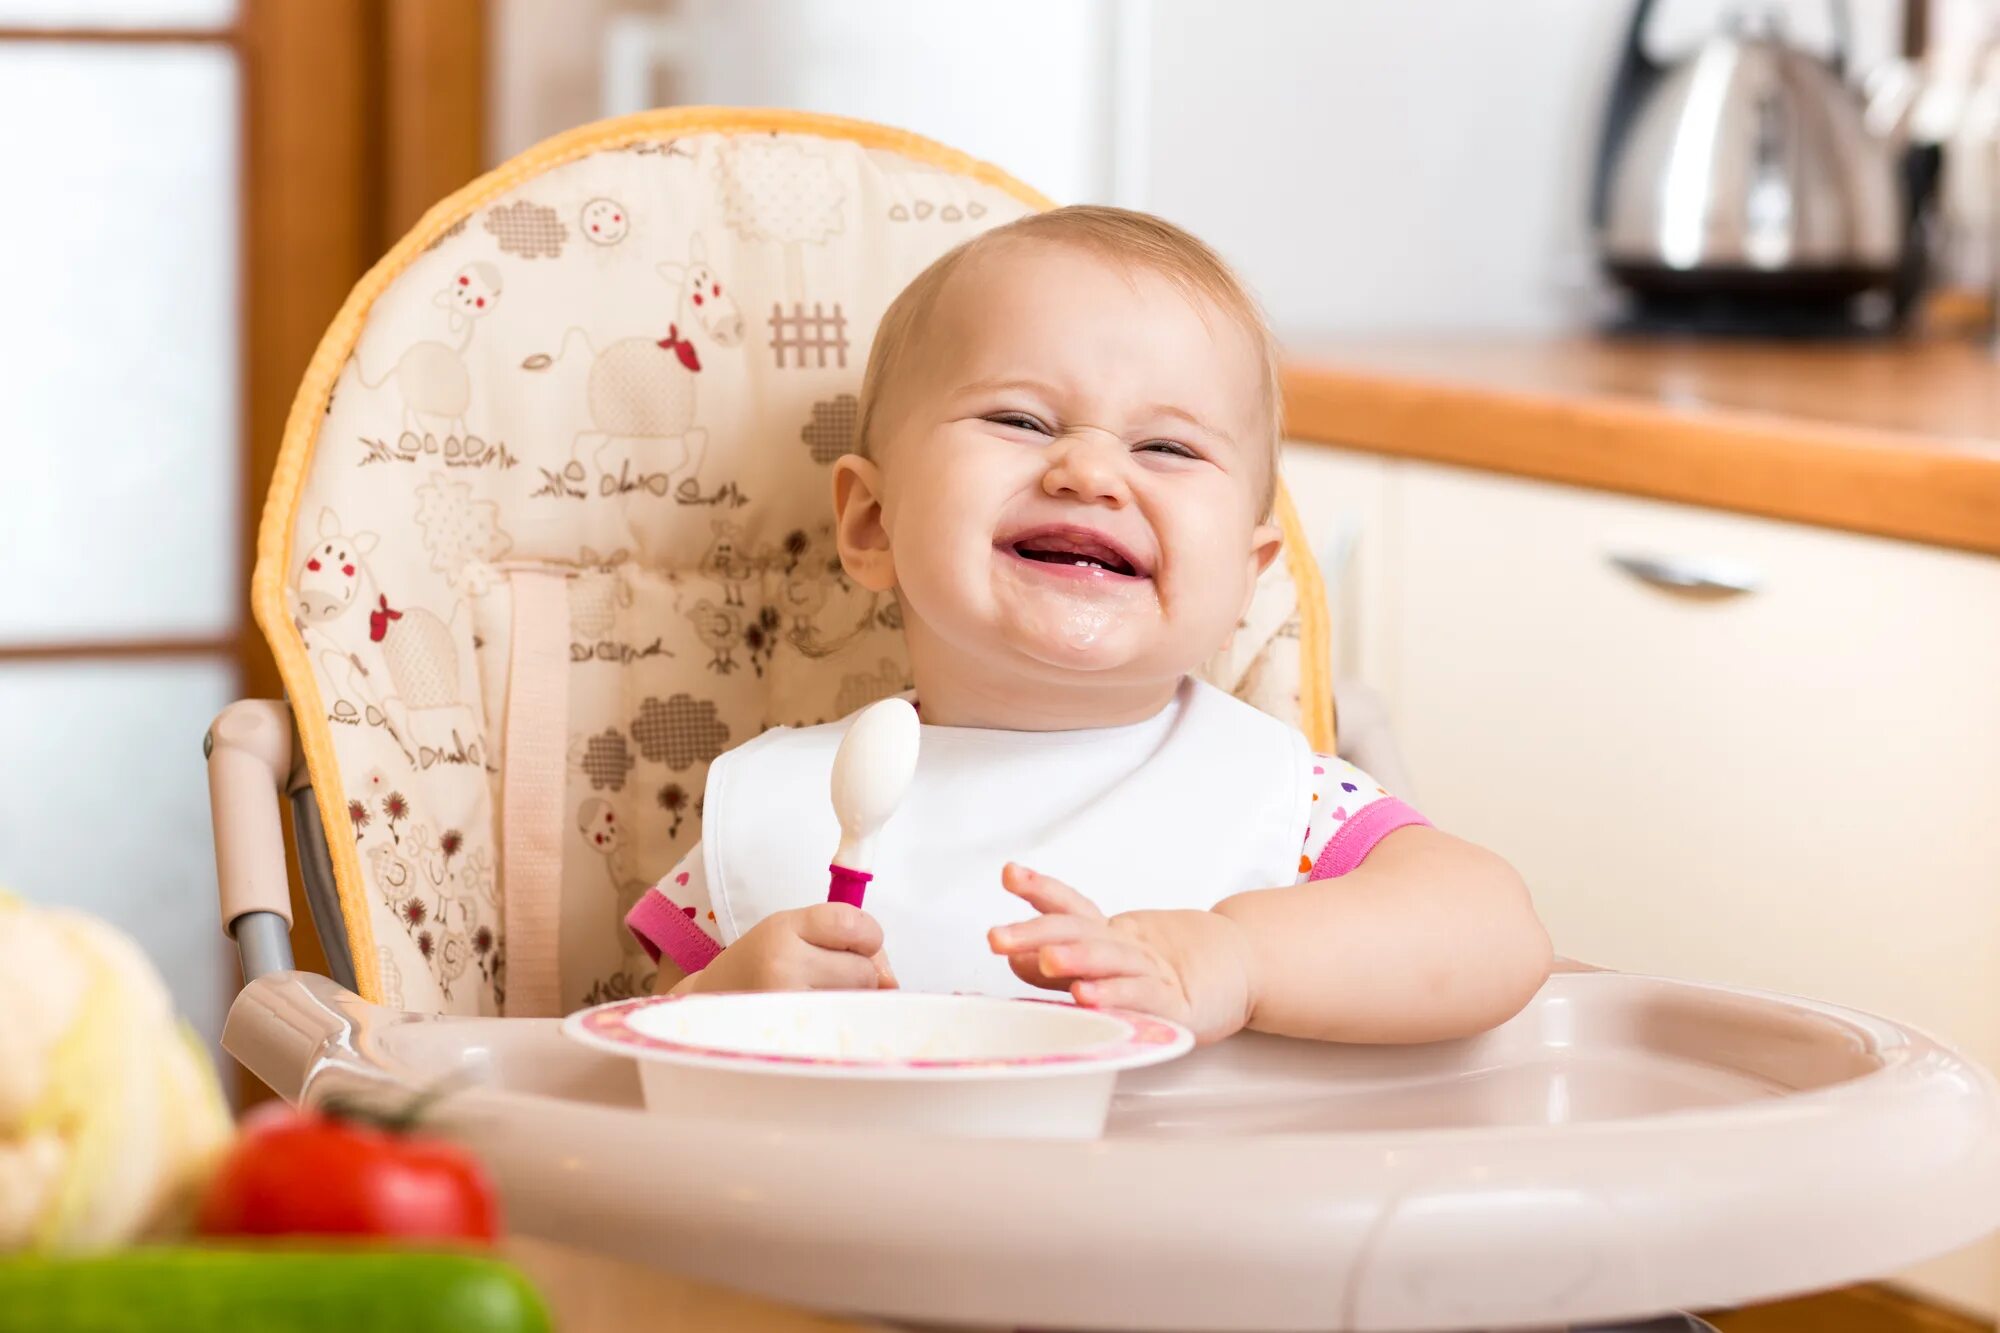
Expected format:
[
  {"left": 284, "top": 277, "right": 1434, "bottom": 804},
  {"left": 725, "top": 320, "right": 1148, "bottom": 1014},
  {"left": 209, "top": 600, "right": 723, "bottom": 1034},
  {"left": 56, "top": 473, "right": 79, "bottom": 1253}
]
[{"left": 499, "top": 569, "right": 570, "bottom": 1017}]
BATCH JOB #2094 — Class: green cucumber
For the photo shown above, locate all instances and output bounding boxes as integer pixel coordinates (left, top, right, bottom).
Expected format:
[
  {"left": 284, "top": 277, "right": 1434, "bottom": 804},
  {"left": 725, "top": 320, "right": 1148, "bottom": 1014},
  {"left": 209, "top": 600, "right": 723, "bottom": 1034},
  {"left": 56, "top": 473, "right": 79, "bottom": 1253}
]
[{"left": 0, "top": 1247, "right": 552, "bottom": 1333}]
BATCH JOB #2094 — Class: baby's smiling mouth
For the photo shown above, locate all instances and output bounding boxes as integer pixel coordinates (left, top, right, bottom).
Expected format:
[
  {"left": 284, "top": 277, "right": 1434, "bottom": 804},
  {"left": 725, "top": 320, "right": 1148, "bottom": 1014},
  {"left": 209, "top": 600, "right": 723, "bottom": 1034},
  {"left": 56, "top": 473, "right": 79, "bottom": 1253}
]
[{"left": 998, "top": 525, "right": 1151, "bottom": 580}]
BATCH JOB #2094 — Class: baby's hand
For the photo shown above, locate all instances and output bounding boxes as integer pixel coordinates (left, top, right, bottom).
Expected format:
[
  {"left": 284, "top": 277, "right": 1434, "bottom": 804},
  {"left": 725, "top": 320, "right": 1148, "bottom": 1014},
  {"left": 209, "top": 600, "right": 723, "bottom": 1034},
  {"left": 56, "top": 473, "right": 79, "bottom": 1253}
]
[
  {"left": 684, "top": 904, "right": 896, "bottom": 994},
  {"left": 986, "top": 864, "right": 1255, "bottom": 1044}
]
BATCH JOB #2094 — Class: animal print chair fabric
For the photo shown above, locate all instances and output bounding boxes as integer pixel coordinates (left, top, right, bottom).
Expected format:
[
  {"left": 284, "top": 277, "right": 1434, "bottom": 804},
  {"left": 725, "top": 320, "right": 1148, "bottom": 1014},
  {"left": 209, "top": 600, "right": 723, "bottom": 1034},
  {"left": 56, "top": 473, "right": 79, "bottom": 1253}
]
[{"left": 255, "top": 110, "right": 1336, "bottom": 1017}]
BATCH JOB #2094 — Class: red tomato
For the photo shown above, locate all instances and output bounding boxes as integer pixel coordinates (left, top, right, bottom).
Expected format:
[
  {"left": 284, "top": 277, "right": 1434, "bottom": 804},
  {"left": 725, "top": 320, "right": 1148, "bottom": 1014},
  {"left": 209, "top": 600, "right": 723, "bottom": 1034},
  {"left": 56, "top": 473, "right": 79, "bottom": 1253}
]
[{"left": 197, "top": 1102, "right": 500, "bottom": 1242}]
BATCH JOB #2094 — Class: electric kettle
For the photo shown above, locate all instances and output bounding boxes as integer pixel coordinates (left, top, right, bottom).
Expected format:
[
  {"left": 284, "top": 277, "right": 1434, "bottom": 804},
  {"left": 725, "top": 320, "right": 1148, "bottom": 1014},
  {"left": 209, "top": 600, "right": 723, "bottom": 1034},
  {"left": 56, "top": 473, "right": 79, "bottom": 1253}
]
[{"left": 1592, "top": 0, "right": 1921, "bottom": 333}]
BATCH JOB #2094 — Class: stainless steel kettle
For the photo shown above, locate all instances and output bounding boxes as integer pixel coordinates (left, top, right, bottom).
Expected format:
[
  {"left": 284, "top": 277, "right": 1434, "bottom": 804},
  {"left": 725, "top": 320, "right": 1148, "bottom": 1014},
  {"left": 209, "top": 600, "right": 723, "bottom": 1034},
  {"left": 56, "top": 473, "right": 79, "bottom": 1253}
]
[{"left": 1592, "top": 0, "right": 1914, "bottom": 329}]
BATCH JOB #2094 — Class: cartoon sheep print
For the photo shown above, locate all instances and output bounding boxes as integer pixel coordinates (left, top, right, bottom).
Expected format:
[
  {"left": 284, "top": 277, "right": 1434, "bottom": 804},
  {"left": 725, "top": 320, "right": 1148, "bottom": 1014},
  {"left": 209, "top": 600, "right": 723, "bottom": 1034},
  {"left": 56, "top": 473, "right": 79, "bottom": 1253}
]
[
  {"left": 522, "top": 234, "right": 743, "bottom": 497},
  {"left": 295, "top": 508, "right": 480, "bottom": 768}
]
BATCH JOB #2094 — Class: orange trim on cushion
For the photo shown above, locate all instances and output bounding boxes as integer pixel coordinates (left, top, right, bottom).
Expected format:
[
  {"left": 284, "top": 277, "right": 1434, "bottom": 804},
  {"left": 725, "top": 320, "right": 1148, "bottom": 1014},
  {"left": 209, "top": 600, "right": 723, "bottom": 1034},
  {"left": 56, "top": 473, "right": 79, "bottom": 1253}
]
[
  {"left": 1273, "top": 485, "right": 1337, "bottom": 754},
  {"left": 250, "top": 106, "right": 1335, "bottom": 1002}
]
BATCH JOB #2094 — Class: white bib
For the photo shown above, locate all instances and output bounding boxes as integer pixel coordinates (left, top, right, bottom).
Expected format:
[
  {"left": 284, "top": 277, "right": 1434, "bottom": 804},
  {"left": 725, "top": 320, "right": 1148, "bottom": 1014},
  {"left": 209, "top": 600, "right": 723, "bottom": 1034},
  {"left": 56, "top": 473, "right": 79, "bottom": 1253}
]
[{"left": 702, "top": 678, "right": 1311, "bottom": 996}]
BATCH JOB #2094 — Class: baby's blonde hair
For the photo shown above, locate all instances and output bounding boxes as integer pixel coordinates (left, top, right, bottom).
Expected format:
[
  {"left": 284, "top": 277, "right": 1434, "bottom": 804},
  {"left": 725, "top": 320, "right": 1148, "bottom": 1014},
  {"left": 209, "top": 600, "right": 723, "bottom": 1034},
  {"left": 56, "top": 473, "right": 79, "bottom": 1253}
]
[{"left": 853, "top": 204, "right": 1282, "bottom": 512}]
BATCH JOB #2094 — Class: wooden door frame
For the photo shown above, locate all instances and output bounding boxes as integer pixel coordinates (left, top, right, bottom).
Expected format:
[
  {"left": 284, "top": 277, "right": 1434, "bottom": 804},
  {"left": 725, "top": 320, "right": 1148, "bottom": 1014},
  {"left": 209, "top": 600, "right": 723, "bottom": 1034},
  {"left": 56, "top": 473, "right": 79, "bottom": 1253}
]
[
  {"left": 239, "top": 0, "right": 488, "bottom": 997},
  {"left": 241, "top": 0, "right": 487, "bottom": 700}
]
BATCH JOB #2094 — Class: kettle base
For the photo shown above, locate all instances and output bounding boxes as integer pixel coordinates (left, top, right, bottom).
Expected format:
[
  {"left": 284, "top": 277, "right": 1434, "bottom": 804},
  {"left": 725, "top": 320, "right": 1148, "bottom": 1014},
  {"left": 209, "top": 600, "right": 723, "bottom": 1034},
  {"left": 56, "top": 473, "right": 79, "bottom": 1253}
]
[{"left": 1606, "top": 267, "right": 1899, "bottom": 339}]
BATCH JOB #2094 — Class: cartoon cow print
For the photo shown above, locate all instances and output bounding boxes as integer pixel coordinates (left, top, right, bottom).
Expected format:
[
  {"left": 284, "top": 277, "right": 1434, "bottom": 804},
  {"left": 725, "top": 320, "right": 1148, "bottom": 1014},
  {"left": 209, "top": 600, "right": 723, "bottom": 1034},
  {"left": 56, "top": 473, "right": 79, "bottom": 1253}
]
[
  {"left": 296, "top": 508, "right": 479, "bottom": 765},
  {"left": 521, "top": 234, "right": 743, "bottom": 489},
  {"left": 444, "top": 262, "right": 501, "bottom": 314},
  {"left": 577, "top": 797, "right": 650, "bottom": 955},
  {"left": 357, "top": 261, "right": 501, "bottom": 441},
  {"left": 296, "top": 529, "right": 372, "bottom": 622}
]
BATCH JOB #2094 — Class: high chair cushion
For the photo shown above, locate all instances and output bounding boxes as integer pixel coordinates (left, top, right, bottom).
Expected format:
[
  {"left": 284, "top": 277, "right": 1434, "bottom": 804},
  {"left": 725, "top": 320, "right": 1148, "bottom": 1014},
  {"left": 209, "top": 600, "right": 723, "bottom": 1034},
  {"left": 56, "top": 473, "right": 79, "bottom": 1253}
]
[{"left": 254, "top": 110, "right": 1335, "bottom": 1016}]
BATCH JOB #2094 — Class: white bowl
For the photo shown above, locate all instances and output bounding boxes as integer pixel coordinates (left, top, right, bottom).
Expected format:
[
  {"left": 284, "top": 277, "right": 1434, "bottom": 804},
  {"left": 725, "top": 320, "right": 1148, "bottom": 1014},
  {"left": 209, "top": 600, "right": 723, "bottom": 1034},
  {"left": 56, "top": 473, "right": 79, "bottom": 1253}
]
[{"left": 561, "top": 991, "right": 1194, "bottom": 1139}]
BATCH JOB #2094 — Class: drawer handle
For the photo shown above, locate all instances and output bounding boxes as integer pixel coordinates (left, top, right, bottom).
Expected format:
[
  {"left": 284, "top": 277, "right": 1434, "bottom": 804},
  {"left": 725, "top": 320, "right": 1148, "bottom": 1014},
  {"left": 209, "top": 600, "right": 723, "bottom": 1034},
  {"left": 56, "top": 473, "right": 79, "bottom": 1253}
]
[{"left": 1606, "top": 551, "right": 1761, "bottom": 597}]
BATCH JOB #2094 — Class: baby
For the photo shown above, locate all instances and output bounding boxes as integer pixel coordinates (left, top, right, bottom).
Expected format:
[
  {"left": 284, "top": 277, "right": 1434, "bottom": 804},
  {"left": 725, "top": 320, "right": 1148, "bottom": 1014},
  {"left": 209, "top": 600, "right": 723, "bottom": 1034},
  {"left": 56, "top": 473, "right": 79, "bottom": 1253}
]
[{"left": 627, "top": 205, "right": 1551, "bottom": 1045}]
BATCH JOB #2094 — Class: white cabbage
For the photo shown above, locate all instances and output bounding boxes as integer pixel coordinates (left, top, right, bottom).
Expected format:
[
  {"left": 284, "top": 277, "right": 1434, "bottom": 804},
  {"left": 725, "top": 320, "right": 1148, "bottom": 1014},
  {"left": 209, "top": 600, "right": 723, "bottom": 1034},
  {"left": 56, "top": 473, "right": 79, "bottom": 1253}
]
[{"left": 0, "top": 893, "right": 232, "bottom": 1251}]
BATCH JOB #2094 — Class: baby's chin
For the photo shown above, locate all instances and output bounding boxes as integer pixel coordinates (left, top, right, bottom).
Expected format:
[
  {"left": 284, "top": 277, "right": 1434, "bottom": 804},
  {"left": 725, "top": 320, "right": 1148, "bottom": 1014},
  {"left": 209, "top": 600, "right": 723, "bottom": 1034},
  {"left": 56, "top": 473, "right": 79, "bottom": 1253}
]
[{"left": 990, "top": 590, "right": 1160, "bottom": 674}]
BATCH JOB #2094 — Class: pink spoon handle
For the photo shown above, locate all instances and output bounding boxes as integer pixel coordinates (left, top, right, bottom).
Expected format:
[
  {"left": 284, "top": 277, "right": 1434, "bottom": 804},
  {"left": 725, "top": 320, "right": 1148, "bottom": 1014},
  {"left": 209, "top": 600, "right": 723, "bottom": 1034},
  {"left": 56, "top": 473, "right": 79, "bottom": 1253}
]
[{"left": 827, "top": 864, "right": 873, "bottom": 908}]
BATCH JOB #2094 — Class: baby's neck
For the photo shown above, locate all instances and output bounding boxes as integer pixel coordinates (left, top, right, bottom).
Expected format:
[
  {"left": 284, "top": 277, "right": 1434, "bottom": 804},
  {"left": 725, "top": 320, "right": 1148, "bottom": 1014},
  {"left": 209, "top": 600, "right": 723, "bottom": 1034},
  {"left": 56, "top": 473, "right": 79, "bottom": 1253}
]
[{"left": 907, "top": 665, "right": 1181, "bottom": 732}]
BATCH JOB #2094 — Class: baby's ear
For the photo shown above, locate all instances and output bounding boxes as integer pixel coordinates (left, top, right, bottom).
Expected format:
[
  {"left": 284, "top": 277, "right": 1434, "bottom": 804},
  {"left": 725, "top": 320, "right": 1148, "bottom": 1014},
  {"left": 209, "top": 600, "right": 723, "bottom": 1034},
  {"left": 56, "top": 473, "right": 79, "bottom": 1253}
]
[
  {"left": 1250, "top": 520, "right": 1283, "bottom": 578},
  {"left": 1234, "top": 520, "right": 1283, "bottom": 626},
  {"left": 830, "top": 455, "right": 896, "bottom": 593}
]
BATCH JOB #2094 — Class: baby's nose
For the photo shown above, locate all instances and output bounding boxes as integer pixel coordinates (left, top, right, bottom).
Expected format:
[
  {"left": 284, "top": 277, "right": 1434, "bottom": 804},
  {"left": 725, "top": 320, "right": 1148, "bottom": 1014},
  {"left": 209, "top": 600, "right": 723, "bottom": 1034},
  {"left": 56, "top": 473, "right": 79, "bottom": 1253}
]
[{"left": 1043, "top": 433, "right": 1130, "bottom": 503}]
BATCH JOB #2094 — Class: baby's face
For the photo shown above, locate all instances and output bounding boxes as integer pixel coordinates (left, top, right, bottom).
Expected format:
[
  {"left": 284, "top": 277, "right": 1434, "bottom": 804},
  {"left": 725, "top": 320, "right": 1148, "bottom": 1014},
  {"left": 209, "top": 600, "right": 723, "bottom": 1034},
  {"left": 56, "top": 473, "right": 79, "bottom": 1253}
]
[{"left": 855, "top": 240, "right": 1278, "bottom": 690}]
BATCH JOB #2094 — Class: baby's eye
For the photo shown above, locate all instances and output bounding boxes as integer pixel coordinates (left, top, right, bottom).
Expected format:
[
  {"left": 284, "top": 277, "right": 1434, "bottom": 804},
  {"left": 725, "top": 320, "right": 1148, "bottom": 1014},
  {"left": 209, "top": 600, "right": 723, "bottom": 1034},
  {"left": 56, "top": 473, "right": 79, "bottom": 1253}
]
[
  {"left": 986, "top": 412, "right": 1050, "bottom": 434},
  {"left": 1137, "top": 439, "right": 1199, "bottom": 459}
]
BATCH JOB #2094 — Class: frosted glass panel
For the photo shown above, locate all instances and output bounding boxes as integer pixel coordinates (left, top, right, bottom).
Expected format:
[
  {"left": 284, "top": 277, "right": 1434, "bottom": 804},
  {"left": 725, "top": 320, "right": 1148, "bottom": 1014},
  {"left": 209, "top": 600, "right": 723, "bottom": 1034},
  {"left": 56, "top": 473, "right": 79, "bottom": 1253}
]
[
  {"left": 0, "top": 0, "right": 234, "bottom": 27},
  {"left": 0, "top": 660, "right": 235, "bottom": 1071},
  {"left": 0, "top": 44, "right": 238, "bottom": 643}
]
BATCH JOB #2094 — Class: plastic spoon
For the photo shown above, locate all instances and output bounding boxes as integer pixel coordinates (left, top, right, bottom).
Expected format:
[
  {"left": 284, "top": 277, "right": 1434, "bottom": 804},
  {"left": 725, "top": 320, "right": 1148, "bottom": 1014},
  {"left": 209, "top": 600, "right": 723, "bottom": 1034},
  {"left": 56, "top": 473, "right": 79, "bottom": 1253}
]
[{"left": 827, "top": 697, "right": 921, "bottom": 908}]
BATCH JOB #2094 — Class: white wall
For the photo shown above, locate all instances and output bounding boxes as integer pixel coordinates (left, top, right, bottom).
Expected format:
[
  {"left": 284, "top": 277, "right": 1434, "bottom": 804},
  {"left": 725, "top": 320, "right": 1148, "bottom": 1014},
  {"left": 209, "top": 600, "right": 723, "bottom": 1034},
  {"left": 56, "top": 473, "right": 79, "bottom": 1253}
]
[
  {"left": 1142, "top": 0, "right": 1623, "bottom": 336},
  {"left": 490, "top": 0, "right": 1131, "bottom": 204},
  {"left": 1139, "top": 0, "right": 1921, "bottom": 337},
  {"left": 490, "top": 0, "right": 1948, "bottom": 337},
  {"left": 665, "top": 0, "right": 1126, "bottom": 207}
]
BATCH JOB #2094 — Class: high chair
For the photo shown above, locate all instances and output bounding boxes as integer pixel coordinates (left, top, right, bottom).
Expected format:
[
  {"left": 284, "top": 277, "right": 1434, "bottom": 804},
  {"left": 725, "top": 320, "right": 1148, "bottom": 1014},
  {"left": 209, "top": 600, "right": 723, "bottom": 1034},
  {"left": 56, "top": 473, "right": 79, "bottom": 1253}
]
[{"left": 208, "top": 109, "right": 2000, "bottom": 1331}]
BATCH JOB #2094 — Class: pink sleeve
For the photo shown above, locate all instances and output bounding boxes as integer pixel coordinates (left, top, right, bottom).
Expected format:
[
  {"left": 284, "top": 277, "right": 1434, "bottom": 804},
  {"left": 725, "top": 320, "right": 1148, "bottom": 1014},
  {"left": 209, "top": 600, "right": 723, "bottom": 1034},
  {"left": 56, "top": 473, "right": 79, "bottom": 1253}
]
[
  {"left": 1297, "top": 755, "right": 1430, "bottom": 883},
  {"left": 625, "top": 845, "right": 723, "bottom": 974}
]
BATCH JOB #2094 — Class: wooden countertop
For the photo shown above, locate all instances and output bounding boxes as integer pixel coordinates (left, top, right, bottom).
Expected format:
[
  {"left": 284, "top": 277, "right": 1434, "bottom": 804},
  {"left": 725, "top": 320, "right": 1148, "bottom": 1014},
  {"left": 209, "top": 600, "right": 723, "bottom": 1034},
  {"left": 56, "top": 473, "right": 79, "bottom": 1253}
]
[
  {"left": 503, "top": 1236, "right": 876, "bottom": 1332},
  {"left": 1281, "top": 339, "right": 2000, "bottom": 556}
]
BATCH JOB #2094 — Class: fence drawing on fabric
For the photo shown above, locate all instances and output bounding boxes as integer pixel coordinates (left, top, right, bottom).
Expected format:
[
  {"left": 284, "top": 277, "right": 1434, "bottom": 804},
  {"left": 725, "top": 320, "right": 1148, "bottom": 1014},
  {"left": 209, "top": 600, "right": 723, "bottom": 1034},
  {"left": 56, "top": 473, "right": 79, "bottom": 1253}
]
[{"left": 767, "top": 302, "right": 849, "bottom": 370}]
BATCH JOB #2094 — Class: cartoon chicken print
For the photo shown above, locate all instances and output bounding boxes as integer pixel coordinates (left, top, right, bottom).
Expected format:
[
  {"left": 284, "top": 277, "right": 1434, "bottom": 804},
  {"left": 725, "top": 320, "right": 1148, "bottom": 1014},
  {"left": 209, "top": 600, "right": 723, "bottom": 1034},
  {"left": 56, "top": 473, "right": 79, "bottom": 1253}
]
[{"left": 690, "top": 599, "right": 741, "bottom": 674}]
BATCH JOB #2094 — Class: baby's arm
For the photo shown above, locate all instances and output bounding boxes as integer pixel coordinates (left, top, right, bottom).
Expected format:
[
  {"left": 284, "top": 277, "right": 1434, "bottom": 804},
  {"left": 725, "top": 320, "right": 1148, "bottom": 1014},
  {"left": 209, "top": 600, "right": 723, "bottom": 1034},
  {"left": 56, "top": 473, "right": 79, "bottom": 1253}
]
[
  {"left": 990, "top": 759, "right": 1550, "bottom": 1044},
  {"left": 1205, "top": 757, "right": 1549, "bottom": 1041},
  {"left": 1211, "top": 824, "right": 1550, "bottom": 1043},
  {"left": 626, "top": 848, "right": 722, "bottom": 995}
]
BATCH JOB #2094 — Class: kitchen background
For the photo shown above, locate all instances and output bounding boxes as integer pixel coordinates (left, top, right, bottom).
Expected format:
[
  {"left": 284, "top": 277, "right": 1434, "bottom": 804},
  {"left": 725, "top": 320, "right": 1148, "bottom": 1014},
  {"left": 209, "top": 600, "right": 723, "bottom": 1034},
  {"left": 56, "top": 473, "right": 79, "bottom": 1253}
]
[
  {"left": 493, "top": 0, "right": 2000, "bottom": 331},
  {"left": 4, "top": 0, "right": 1998, "bottom": 1324}
]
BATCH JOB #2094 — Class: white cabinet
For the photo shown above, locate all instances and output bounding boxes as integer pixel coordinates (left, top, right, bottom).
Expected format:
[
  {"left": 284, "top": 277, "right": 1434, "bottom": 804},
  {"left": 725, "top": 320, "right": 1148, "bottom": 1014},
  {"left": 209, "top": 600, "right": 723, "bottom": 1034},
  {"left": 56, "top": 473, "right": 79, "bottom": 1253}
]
[
  {"left": 1370, "top": 460, "right": 2000, "bottom": 1315},
  {"left": 1279, "top": 444, "right": 1397, "bottom": 688}
]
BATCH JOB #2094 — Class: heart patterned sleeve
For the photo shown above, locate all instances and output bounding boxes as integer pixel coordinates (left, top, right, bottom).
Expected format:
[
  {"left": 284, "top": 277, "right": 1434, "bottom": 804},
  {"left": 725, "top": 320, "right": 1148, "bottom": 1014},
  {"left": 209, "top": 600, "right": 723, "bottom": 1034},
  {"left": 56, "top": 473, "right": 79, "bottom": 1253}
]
[
  {"left": 625, "top": 843, "right": 723, "bottom": 974},
  {"left": 1295, "top": 755, "right": 1431, "bottom": 884}
]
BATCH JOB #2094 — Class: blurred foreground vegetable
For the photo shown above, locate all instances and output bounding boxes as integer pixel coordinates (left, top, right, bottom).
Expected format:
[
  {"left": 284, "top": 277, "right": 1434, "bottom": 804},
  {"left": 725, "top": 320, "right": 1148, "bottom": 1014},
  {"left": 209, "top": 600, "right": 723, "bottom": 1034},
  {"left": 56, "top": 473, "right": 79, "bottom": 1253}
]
[
  {"left": 0, "top": 893, "right": 232, "bottom": 1252},
  {"left": 0, "top": 1247, "right": 552, "bottom": 1333},
  {"left": 198, "top": 1095, "right": 500, "bottom": 1242}
]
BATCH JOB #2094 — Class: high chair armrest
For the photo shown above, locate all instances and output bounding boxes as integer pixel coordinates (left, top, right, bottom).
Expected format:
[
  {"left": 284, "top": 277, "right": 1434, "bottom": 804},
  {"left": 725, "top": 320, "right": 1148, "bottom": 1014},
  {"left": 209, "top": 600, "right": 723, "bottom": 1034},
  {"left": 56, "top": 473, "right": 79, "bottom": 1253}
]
[{"left": 206, "top": 699, "right": 299, "bottom": 981}]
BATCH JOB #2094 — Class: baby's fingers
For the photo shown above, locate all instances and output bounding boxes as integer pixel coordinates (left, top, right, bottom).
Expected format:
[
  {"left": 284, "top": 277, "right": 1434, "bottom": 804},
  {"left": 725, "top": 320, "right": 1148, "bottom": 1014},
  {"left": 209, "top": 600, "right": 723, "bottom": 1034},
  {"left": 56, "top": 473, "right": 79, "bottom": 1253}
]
[
  {"left": 987, "top": 913, "right": 1097, "bottom": 956},
  {"left": 795, "top": 902, "right": 885, "bottom": 957},
  {"left": 1003, "top": 949, "right": 1072, "bottom": 993},
  {"left": 806, "top": 949, "right": 886, "bottom": 991},
  {"left": 1035, "top": 936, "right": 1159, "bottom": 984},
  {"left": 1071, "top": 974, "right": 1185, "bottom": 1020},
  {"left": 1000, "top": 863, "right": 1104, "bottom": 921}
]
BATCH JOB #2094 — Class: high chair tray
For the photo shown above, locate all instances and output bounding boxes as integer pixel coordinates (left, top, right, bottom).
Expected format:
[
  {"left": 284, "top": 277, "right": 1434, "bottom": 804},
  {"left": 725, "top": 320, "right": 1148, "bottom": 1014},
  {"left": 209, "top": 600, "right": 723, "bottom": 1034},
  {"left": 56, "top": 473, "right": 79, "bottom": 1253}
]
[{"left": 224, "top": 970, "right": 2000, "bottom": 1332}]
